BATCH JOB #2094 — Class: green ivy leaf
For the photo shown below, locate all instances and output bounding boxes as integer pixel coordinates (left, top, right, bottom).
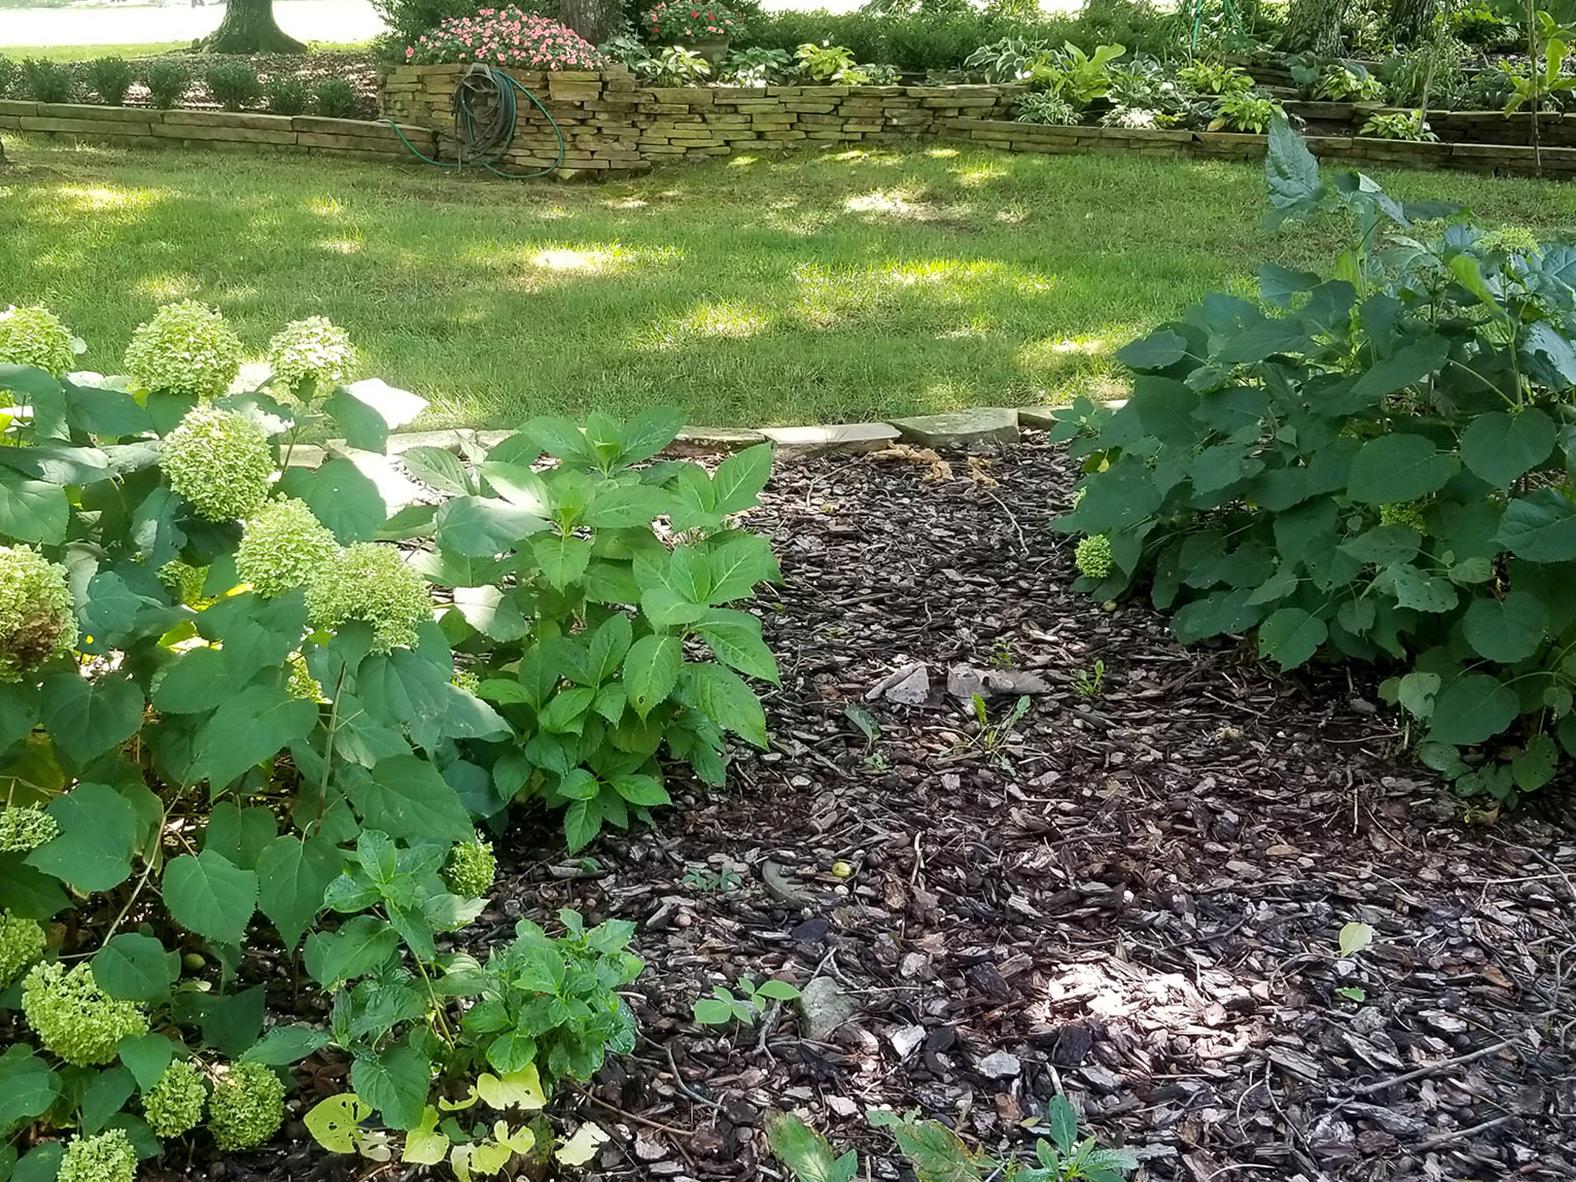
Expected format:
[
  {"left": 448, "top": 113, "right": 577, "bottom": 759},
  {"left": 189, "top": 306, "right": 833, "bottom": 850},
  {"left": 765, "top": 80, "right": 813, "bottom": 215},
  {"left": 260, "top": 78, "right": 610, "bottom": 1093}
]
[{"left": 163, "top": 849, "right": 258, "bottom": 946}]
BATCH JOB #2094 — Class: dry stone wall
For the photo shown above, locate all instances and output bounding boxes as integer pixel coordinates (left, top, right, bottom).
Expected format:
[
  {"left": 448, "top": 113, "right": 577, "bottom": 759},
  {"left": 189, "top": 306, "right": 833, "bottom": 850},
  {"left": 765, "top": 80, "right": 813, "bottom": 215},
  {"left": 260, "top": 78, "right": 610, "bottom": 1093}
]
[
  {"left": 0, "top": 101, "right": 437, "bottom": 163},
  {"left": 381, "top": 64, "right": 1021, "bottom": 177}
]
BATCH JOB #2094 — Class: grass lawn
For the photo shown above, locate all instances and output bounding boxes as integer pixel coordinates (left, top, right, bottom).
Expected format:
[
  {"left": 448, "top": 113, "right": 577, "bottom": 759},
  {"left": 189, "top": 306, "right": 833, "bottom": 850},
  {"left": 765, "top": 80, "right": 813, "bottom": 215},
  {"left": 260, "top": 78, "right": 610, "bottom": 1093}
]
[
  {"left": 2, "top": 41, "right": 372, "bottom": 60},
  {"left": 7, "top": 134, "right": 1576, "bottom": 429}
]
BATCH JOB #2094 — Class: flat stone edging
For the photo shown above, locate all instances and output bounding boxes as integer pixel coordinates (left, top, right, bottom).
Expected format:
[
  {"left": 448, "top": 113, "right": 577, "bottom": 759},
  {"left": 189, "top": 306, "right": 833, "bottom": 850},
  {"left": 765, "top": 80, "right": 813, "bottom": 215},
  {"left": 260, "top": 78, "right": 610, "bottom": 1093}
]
[{"left": 0, "top": 100, "right": 436, "bottom": 162}]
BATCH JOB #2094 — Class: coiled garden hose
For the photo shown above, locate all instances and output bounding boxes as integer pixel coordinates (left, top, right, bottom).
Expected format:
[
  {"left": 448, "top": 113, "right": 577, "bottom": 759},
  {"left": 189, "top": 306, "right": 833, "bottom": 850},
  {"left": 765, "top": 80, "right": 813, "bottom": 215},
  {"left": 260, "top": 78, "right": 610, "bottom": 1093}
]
[{"left": 387, "top": 63, "right": 566, "bottom": 178}]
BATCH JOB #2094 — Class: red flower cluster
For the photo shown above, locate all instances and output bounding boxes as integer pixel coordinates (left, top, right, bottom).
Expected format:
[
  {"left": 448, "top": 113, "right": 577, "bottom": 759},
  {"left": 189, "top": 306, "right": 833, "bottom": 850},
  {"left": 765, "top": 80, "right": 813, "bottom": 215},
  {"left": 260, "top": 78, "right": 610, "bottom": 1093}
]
[
  {"left": 407, "top": 6, "right": 606, "bottom": 69},
  {"left": 645, "top": 0, "right": 742, "bottom": 42}
]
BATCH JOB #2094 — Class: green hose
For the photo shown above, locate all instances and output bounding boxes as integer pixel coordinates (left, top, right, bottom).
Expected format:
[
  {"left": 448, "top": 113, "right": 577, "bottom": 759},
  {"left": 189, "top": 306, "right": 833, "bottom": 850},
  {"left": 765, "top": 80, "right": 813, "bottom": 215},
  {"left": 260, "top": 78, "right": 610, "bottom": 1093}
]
[{"left": 387, "top": 63, "right": 566, "bottom": 179}]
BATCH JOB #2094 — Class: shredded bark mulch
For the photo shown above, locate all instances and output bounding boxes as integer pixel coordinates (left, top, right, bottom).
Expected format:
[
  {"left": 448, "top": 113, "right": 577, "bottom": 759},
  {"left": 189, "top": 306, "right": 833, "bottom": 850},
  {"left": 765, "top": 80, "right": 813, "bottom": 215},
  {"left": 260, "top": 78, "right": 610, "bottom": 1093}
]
[{"left": 190, "top": 439, "right": 1576, "bottom": 1179}]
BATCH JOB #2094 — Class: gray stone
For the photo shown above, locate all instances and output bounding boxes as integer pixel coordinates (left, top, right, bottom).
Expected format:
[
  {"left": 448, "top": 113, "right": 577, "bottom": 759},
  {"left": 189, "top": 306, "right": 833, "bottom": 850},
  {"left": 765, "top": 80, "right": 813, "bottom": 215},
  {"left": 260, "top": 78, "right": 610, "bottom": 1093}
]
[
  {"left": 888, "top": 1024, "right": 926, "bottom": 1059},
  {"left": 891, "top": 407, "right": 1018, "bottom": 448},
  {"left": 976, "top": 1050, "right": 1021, "bottom": 1078},
  {"left": 759, "top": 422, "right": 899, "bottom": 455},
  {"left": 867, "top": 662, "right": 930, "bottom": 705},
  {"left": 1017, "top": 406, "right": 1061, "bottom": 429},
  {"left": 677, "top": 425, "right": 768, "bottom": 449},
  {"left": 798, "top": 977, "right": 859, "bottom": 1041},
  {"left": 946, "top": 664, "right": 1051, "bottom": 700}
]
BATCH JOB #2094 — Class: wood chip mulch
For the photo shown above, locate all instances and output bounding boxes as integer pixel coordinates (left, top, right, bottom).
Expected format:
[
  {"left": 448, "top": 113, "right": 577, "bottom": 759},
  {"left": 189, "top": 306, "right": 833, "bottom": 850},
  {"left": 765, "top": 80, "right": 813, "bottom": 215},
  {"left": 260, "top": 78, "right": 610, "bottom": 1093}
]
[{"left": 507, "top": 437, "right": 1576, "bottom": 1182}]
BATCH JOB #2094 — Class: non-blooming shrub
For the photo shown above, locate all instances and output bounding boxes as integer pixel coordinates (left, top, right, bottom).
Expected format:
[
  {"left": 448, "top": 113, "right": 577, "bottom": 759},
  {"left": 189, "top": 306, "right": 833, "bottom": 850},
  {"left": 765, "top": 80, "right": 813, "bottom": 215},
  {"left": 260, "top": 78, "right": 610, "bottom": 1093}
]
[
  {"left": 205, "top": 59, "right": 262, "bottom": 111},
  {"left": 646, "top": 0, "right": 744, "bottom": 42},
  {"left": 1057, "top": 120, "right": 1576, "bottom": 808},
  {"left": 142, "top": 59, "right": 192, "bottom": 108},
  {"left": 0, "top": 304, "right": 76, "bottom": 377},
  {"left": 124, "top": 299, "right": 242, "bottom": 398},
  {"left": 0, "top": 55, "right": 20, "bottom": 99},
  {"left": 21, "top": 58, "right": 73, "bottom": 103},
  {"left": 407, "top": 6, "right": 607, "bottom": 68},
  {"left": 264, "top": 73, "right": 310, "bottom": 115},
  {"left": 310, "top": 76, "right": 361, "bottom": 118},
  {"left": 83, "top": 56, "right": 135, "bottom": 105}
]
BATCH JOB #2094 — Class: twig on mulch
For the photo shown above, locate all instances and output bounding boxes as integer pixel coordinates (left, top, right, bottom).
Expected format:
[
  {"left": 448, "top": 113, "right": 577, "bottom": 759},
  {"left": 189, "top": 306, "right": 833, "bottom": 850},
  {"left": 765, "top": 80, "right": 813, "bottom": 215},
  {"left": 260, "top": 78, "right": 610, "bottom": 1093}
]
[{"left": 1343, "top": 1040, "right": 1520, "bottom": 1097}]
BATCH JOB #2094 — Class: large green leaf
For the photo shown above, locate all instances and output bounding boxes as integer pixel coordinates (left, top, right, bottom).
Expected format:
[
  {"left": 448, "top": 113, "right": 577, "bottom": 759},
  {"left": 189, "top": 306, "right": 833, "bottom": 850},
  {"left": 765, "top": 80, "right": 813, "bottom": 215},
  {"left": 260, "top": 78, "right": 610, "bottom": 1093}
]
[
  {"left": 682, "top": 662, "right": 768, "bottom": 748},
  {"left": 92, "top": 934, "right": 178, "bottom": 1003},
  {"left": 712, "top": 444, "right": 774, "bottom": 514},
  {"left": 1068, "top": 455, "right": 1163, "bottom": 533},
  {"left": 531, "top": 533, "right": 592, "bottom": 590},
  {"left": 624, "top": 634, "right": 681, "bottom": 719},
  {"left": 1256, "top": 607, "right": 1327, "bottom": 670},
  {"left": 352, "top": 755, "right": 474, "bottom": 843},
  {"left": 696, "top": 609, "right": 780, "bottom": 684},
  {"left": 1497, "top": 490, "right": 1576, "bottom": 562},
  {"left": 38, "top": 672, "right": 143, "bottom": 765},
  {"left": 163, "top": 849, "right": 258, "bottom": 946},
  {"left": 189, "top": 686, "right": 319, "bottom": 789},
  {"left": 1460, "top": 408, "right": 1556, "bottom": 488},
  {"left": 305, "top": 914, "right": 400, "bottom": 988},
  {"left": 351, "top": 1041, "right": 431, "bottom": 1131},
  {"left": 0, "top": 1045, "right": 59, "bottom": 1135},
  {"left": 1346, "top": 434, "right": 1457, "bottom": 505},
  {"left": 25, "top": 782, "right": 137, "bottom": 892},
  {"left": 0, "top": 468, "right": 68, "bottom": 545},
  {"left": 435, "top": 495, "right": 546, "bottom": 557},
  {"left": 1428, "top": 672, "right": 1518, "bottom": 746},
  {"left": 256, "top": 833, "right": 343, "bottom": 949},
  {"left": 1348, "top": 335, "right": 1450, "bottom": 402},
  {"left": 277, "top": 457, "right": 388, "bottom": 543},
  {"left": 1265, "top": 114, "right": 1324, "bottom": 222},
  {"left": 1462, "top": 592, "right": 1548, "bottom": 662},
  {"left": 765, "top": 1112, "right": 860, "bottom": 1182},
  {"left": 1115, "top": 328, "right": 1188, "bottom": 371}
]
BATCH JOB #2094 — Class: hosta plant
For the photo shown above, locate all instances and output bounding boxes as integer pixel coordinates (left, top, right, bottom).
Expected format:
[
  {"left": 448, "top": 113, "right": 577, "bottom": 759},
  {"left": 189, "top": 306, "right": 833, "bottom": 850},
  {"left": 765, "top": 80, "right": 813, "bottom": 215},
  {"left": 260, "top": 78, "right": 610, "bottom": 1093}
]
[
  {"left": 1030, "top": 42, "right": 1128, "bottom": 108},
  {"left": 1056, "top": 119, "right": 1576, "bottom": 808},
  {"left": 1360, "top": 109, "right": 1438, "bottom": 141}
]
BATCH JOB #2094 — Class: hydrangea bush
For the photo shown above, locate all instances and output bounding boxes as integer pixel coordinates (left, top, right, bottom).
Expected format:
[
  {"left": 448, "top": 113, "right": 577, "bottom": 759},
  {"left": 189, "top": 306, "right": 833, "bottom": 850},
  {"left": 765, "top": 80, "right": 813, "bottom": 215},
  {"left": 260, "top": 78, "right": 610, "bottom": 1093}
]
[
  {"left": 407, "top": 7, "right": 607, "bottom": 69},
  {"left": 0, "top": 300, "right": 782, "bottom": 1177}
]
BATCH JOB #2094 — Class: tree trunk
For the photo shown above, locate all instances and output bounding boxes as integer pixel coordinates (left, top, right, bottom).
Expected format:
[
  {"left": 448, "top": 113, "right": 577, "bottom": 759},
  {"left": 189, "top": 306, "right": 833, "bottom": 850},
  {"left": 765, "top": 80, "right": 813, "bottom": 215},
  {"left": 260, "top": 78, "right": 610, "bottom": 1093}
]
[
  {"left": 558, "top": 0, "right": 622, "bottom": 46},
  {"left": 1387, "top": 0, "right": 1439, "bottom": 46},
  {"left": 203, "top": 0, "right": 307, "bottom": 54},
  {"left": 1284, "top": 0, "right": 1347, "bottom": 54}
]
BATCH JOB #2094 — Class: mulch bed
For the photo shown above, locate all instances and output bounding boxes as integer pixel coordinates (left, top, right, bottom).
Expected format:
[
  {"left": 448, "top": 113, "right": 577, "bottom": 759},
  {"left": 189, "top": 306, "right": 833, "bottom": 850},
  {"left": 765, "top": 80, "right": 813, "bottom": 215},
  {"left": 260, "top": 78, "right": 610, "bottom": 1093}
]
[{"left": 193, "top": 438, "right": 1576, "bottom": 1179}]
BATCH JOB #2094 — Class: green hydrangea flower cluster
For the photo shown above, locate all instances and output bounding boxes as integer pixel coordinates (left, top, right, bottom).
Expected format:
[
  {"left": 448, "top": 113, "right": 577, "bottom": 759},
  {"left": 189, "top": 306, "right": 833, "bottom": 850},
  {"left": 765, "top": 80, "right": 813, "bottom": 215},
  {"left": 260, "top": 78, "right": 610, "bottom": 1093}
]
[
  {"left": 161, "top": 405, "right": 274, "bottom": 522},
  {"left": 144, "top": 1059, "right": 207, "bottom": 1138},
  {"left": 123, "top": 300, "right": 242, "bottom": 399},
  {"left": 442, "top": 836, "right": 497, "bottom": 898},
  {"left": 0, "top": 545, "right": 79, "bottom": 682},
  {"left": 266, "top": 316, "right": 357, "bottom": 398},
  {"left": 1479, "top": 226, "right": 1540, "bottom": 256},
  {"left": 58, "top": 1129, "right": 137, "bottom": 1182},
  {"left": 206, "top": 1060, "right": 285, "bottom": 1150},
  {"left": 1379, "top": 501, "right": 1430, "bottom": 535},
  {"left": 286, "top": 652, "right": 323, "bottom": 702},
  {"left": 0, "top": 803, "right": 59, "bottom": 852},
  {"left": 236, "top": 498, "right": 340, "bottom": 598},
  {"left": 157, "top": 559, "right": 214, "bottom": 609},
  {"left": 0, "top": 305, "right": 76, "bottom": 377},
  {"left": 451, "top": 667, "right": 481, "bottom": 695},
  {"left": 306, "top": 543, "right": 432, "bottom": 654},
  {"left": 0, "top": 909, "right": 46, "bottom": 988},
  {"left": 1075, "top": 534, "right": 1114, "bottom": 580},
  {"left": 21, "top": 961, "right": 150, "bottom": 1065}
]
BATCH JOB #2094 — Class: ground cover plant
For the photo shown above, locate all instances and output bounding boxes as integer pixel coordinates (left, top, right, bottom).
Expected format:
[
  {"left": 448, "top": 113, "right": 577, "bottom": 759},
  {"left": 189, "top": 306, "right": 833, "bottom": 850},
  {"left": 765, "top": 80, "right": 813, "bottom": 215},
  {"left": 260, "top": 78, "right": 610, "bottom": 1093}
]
[
  {"left": 1058, "top": 116, "right": 1576, "bottom": 807},
  {"left": 9, "top": 137, "right": 1576, "bottom": 431},
  {"left": 0, "top": 299, "right": 781, "bottom": 1177}
]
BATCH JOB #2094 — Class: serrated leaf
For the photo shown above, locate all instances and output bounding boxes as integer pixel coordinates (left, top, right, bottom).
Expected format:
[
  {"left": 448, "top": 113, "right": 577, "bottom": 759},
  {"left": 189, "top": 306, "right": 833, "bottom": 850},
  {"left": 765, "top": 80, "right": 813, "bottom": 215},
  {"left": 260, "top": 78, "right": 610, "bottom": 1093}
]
[
  {"left": 624, "top": 634, "right": 682, "bottom": 718},
  {"left": 24, "top": 782, "right": 137, "bottom": 892},
  {"left": 1497, "top": 490, "right": 1576, "bottom": 562},
  {"left": 353, "top": 755, "right": 474, "bottom": 844},
  {"left": 712, "top": 443, "right": 774, "bottom": 514},
  {"left": 93, "top": 933, "right": 177, "bottom": 1002},
  {"left": 1463, "top": 592, "right": 1548, "bottom": 662},
  {"left": 163, "top": 849, "right": 258, "bottom": 945},
  {"left": 766, "top": 1113, "right": 859, "bottom": 1182},
  {"left": 1460, "top": 408, "right": 1556, "bottom": 487},
  {"left": 305, "top": 1093, "right": 373, "bottom": 1154},
  {"left": 38, "top": 672, "right": 143, "bottom": 766}
]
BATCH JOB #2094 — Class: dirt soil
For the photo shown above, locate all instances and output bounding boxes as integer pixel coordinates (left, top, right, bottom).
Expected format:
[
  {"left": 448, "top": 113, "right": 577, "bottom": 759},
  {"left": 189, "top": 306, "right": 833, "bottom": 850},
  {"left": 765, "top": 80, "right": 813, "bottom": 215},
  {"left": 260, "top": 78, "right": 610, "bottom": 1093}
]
[{"left": 209, "top": 438, "right": 1576, "bottom": 1180}]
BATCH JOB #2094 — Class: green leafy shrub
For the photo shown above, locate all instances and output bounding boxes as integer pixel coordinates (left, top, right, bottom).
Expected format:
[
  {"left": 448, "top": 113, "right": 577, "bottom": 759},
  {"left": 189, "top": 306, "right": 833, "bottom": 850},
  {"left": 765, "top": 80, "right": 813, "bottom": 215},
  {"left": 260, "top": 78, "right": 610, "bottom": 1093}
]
[
  {"left": 1016, "top": 90, "right": 1080, "bottom": 124},
  {"left": 0, "top": 55, "right": 20, "bottom": 99},
  {"left": 640, "top": 44, "right": 712, "bottom": 84},
  {"left": 0, "top": 304, "right": 77, "bottom": 377},
  {"left": 83, "top": 56, "right": 134, "bottom": 105},
  {"left": 793, "top": 41, "right": 863, "bottom": 82},
  {"left": 719, "top": 45, "right": 793, "bottom": 84},
  {"left": 312, "top": 76, "right": 361, "bottom": 118},
  {"left": 21, "top": 58, "right": 73, "bottom": 103},
  {"left": 205, "top": 59, "right": 262, "bottom": 111},
  {"left": 142, "top": 59, "right": 192, "bottom": 108},
  {"left": 1360, "top": 108, "right": 1437, "bottom": 140},
  {"left": 1176, "top": 60, "right": 1253, "bottom": 95},
  {"left": 965, "top": 35, "right": 1049, "bottom": 82},
  {"left": 1056, "top": 119, "right": 1576, "bottom": 807},
  {"left": 1449, "top": 0, "right": 1518, "bottom": 48},
  {"left": 264, "top": 73, "right": 310, "bottom": 116}
]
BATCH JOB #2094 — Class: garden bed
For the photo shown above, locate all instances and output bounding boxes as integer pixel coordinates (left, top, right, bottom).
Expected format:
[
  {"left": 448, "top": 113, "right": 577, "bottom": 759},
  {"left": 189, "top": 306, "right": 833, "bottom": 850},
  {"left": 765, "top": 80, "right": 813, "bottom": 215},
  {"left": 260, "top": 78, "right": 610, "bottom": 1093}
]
[{"left": 168, "top": 436, "right": 1575, "bottom": 1180}]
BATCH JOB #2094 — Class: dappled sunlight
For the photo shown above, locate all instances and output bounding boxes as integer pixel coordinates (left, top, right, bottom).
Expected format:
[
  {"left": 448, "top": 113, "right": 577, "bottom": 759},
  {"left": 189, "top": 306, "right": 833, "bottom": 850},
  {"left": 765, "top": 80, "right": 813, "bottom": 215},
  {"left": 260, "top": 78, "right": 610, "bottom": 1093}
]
[
  {"left": 317, "top": 238, "right": 364, "bottom": 256},
  {"left": 305, "top": 194, "right": 346, "bottom": 218},
  {"left": 632, "top": 300, "right": 770, "bottom": 353},
  {"left": 53, "top": 184, "right": 160, "bottom": 214},
  {"left": 726, "top": 154, "right": 761, "bottom": 169},
  {"left": 132, "top": 274, "right": 200, "bottom": 303},
  {"left": 925, "top": 147, "right": 960, "bottom": 159},
  {"left": 1019, "top": 335, "right": 1109, "bottom": 365},
  {"left": 952, "top": 162, "right": 1010, "bottom": 189},
  {"left": 843, "top": 188, "right": 941, "bottom": 221},
  {"left": 603, "top": 196, "right": 649, "bottom": 210}
]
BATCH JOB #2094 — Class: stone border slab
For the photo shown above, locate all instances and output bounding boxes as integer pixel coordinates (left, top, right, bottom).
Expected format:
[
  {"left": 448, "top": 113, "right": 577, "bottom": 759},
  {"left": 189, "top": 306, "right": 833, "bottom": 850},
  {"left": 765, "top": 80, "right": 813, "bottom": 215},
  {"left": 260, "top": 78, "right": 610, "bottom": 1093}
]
[{"left": 892, "top": 408, "right": 1019, "bottom": 448}]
